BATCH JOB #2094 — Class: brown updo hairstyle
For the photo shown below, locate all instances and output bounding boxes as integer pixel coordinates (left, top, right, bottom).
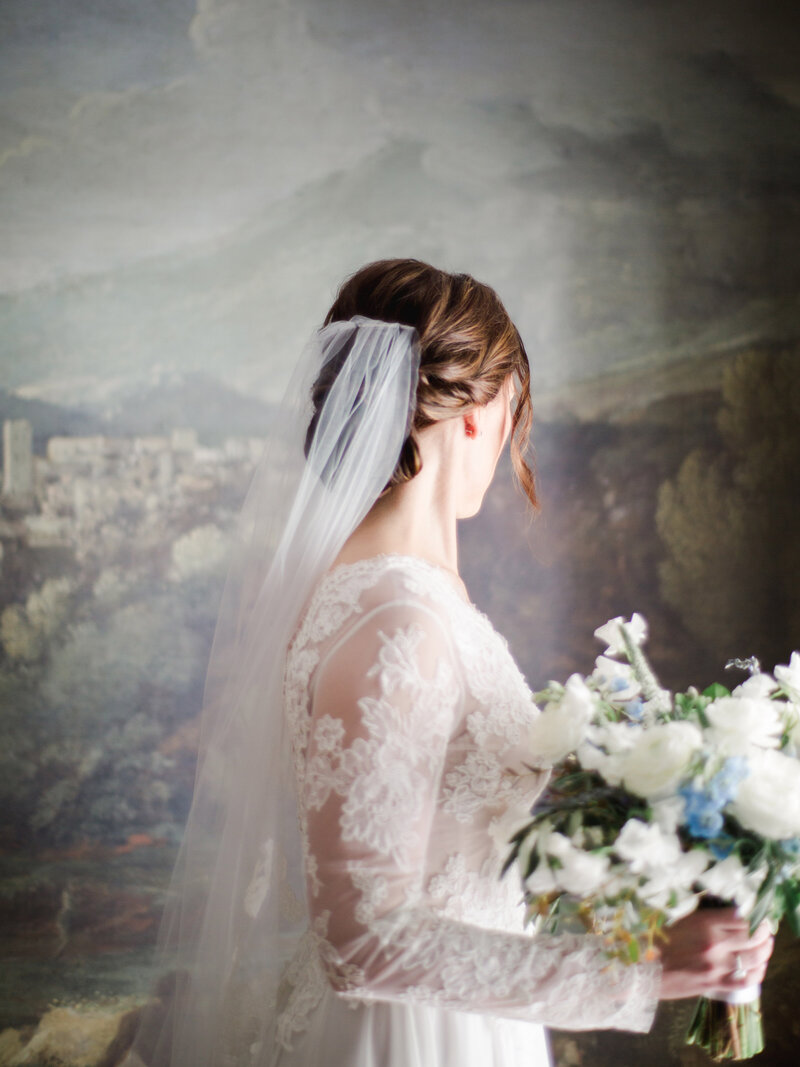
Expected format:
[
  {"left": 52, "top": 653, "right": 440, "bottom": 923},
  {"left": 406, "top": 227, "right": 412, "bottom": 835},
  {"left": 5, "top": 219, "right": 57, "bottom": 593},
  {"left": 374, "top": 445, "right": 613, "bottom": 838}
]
[{"left": 310, "top": 258, "right": 538, "bottom": 512}]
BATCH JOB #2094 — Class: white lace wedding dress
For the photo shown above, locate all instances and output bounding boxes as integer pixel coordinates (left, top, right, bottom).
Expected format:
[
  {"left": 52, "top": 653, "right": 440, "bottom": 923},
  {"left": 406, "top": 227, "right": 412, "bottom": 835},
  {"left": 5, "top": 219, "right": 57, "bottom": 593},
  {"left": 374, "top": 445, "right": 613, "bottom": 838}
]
[{"left": 272, "top": 554, "right": 661, "bottom": 1067}]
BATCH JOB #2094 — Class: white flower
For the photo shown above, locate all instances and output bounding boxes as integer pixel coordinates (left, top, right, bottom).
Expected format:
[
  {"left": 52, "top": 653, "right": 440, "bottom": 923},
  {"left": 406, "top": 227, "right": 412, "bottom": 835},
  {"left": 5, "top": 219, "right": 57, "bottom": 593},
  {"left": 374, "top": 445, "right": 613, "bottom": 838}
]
[
  {"left": 621, "top": 721, "right": 702, "bottom": 799},
  {"left": 642, "top": 886, "right": 701, "bottom": 923},
  {"left": 640, "top": 846, "right": 710, "bottom": 895},
  {"left": 576, "top": 743, "right": 626, "bottom": 786},
  {"left": 784, "top": 704, "right": 800, "bottom": 756},
  {"left": 577, "top": 720, "right": 641, "bottom": 786},
  {"left": 488, "top": 802, "right": 534, "bottom": 855},
  {"left": 732, "top": 673, "right": 778, "bottom": 700},
  {"left": 699, "top": 854, "right": 768, "bottom": 917},
  {"left": 525, "top": 861, "right": 558, "bottom": 895},
  {"left": 545, "top": 832, "right": 611, "bottom": 897},
  {"left": 731, "top": 748, "right": 800, "bottom": 839},
  {"left": 705, "top": 696, "right": 782, "bottom": 755},
  {"left": 650, "top": 795, "right": 687, "bottom": 835},
  {"left": 614, "top": 818, "right": 682, "bottom": 872},
  {"left": 527, "top": 674, "right": 596, "bottom": 764},
  {"left": 591, "top": 656, "right": 641, "bottom": 701},
  {"left": 775, "top": 651, "right": 800, "bottom": 702},
  {"left": 628, "top": 836, "right": 706, "bottom": 918},
  {"left": 596, "top": 720, "right": 642, "bottom": 754},
  {"left": 594, "top": 613, "right": 648, "bottom": 657}
]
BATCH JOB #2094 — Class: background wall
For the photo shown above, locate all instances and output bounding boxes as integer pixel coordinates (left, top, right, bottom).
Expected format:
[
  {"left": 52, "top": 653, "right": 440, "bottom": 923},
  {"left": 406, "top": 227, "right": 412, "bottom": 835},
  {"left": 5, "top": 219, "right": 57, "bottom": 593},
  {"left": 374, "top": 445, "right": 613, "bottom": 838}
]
[{"left": 1, "top": 1, "right": 799, "bottom": 1063}]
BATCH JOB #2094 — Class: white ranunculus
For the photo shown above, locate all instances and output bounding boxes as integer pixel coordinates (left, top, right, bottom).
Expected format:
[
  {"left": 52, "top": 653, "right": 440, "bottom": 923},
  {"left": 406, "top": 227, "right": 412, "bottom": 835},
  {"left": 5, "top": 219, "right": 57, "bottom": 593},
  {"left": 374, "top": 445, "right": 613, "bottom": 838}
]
[
  {"left": 527, "top": 674, "right": 596, "bottom": 763},
  {"left": 595, "top": 720, "right": 643, "bottom": 754},
  {"left": 732, "top": 673, "right": 778, "bottom": 700},
  {"left": 614, "top": 819, "right": 682, "bottom": 872},
  {"left": 731, "top": 749, "right": 800, "bottom": 839},
  {"left": 546, "top": 832, "right": 611, "bottom": 897},
  {"left": 784, "top": 704, "right": 800, "bottom": 756},
  {"left": 705, "top": 696, "right": 782, "bottom": 755},
  {"left": 775, "top": 651, "right": 800, "bottom": 702},
  {"left": 620, "top": 721, "right": 702, "bottom": 799},
  {"left": 594, "top": 613, "right": 648, "bottom": 656},
  {"left": 699, "top": 854, "right": 768, "bottom": 916}
]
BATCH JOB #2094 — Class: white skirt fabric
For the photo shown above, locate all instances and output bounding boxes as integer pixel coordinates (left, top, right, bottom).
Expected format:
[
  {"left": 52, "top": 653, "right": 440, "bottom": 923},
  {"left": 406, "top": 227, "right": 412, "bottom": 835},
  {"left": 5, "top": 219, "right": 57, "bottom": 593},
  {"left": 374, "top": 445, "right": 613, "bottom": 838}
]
[{"left": 269, "top": 985, "right": 552, "bottom": 1067}]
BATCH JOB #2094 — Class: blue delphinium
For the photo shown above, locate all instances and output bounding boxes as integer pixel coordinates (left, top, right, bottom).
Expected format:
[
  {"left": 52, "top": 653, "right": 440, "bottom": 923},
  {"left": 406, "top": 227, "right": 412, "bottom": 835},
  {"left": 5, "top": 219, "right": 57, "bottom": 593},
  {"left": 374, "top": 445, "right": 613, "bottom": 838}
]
[
  {"left": 679, "top": 757, "right": 750, "bottom": 840},
  {"left": 708, "top": 756, "right": 749, "bottom": 805},
  {"left": 679, "top": 785, "right": 725, "bottom": 838}
]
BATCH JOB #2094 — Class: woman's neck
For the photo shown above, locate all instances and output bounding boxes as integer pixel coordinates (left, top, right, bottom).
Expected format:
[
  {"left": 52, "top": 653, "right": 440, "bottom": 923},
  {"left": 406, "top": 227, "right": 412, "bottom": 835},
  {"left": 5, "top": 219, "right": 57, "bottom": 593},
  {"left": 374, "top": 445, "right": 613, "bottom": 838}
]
[{"left": 333, "top": 425, "right": 461, "bottom": 577}]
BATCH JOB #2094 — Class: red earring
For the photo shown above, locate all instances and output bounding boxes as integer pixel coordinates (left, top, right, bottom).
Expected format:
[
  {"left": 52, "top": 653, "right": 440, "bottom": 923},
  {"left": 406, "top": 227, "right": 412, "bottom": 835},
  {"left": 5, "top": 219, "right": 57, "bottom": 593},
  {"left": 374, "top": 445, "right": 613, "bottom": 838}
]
[{"left": 465, "top": 423, "right": 476, "bottom": 438}]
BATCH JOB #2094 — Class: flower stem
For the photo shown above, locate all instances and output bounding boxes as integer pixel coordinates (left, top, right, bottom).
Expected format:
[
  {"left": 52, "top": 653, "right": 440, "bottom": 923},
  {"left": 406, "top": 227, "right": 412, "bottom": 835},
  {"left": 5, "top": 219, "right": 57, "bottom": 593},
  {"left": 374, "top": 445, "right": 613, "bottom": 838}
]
[{"left": 618, "top": 623, "right": 671, "bottom": 721}]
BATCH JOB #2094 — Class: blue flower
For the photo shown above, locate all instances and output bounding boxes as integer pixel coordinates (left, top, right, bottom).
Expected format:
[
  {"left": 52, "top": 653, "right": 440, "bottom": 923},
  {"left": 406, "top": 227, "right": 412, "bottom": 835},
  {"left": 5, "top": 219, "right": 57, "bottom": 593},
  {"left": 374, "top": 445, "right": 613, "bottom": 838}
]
[
  {"left": 611, "top": 677, "right": 629, "bottom": 693},
  {"left": 708, "top": 757, "right": 749, "bottom": 806},
  {"left": 709, "top": 835, "right": 735, "bottom": 860},
  {"left": 623, "top": 698, "right": 644, "bottom": 721},
  {"left": 679, "top": 784, "right": 725, "bottom": 839}
]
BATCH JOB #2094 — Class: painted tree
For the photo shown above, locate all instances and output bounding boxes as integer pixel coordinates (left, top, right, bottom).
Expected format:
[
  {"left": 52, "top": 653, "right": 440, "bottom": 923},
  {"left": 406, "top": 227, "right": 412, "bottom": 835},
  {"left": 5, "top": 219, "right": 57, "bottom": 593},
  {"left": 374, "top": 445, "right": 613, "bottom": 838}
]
[{"left": 657, "top": 347, "right": 800, "bottom": 668}]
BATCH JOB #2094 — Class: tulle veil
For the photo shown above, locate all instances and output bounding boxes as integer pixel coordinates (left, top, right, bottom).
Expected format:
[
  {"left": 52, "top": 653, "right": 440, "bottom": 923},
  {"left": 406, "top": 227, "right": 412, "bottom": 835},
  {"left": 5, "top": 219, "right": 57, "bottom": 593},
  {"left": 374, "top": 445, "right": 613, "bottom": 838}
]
[{"left": 125, "top": 316, "right": 422, "bottom": 1066}]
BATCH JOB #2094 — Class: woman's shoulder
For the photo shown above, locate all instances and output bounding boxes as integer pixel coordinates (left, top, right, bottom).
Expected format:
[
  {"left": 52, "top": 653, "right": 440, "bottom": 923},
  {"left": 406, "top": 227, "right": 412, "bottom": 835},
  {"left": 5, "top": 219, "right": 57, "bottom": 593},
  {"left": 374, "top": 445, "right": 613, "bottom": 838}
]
[
  {"left": 292, "top": 553, "right": 466, "bottom": 654},
  {"left": 284, "top": 554, "right": 469, "bottom": 714}
]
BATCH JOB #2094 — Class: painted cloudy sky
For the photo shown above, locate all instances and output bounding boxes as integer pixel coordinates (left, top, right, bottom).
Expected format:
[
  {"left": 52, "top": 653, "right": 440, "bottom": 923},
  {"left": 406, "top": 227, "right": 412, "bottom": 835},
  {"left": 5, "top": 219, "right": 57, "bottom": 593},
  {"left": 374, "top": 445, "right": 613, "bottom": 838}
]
[{"left": 1, "top": 0, "right": 799, "bottom": 414}]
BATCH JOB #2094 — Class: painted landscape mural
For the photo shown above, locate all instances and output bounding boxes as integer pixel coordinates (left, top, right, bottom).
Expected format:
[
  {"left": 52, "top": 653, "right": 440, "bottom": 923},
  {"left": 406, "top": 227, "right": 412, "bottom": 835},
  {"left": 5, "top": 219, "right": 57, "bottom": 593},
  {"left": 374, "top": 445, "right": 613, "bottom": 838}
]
[{"left": 1, "top": 1, "right": 799, "bottom": 1063}]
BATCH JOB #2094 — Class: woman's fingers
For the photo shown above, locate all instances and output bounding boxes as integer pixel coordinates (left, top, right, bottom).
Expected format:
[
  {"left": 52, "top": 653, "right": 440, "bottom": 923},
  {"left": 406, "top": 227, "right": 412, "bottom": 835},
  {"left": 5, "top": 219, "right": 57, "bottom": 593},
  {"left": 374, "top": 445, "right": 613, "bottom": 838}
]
[
  {"left": 749, "top": 919, "right": 775, "bottom": 947},
  {"left": 658, "top": 909, "right": 777, "bottom": 1000},
  {"left": 734, "top": 935, "right": 775, "bottom": 974},
  {"left": 718, "top": 918, "right": 772, "bottom": 949},
  {"left": 711, "top": 934, "right": 775, "bottom": 992}
]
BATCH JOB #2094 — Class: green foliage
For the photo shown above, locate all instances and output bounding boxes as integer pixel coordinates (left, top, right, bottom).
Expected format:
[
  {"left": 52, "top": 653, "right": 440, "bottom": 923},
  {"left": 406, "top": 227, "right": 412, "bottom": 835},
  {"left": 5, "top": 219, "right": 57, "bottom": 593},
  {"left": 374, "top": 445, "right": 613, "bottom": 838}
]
[
  {"left": 657, "top": 347, "right": 800, "bottom": 666},
  {"left": 702, "top": 683, "right": 730, "bottom": 700}
]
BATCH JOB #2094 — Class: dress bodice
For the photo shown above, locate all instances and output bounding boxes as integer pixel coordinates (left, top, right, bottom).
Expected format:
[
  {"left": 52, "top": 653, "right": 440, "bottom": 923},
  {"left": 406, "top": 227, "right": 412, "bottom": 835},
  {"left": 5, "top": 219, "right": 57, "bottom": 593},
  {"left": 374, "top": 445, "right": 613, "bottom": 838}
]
[{"left": 284, "top": 553, "right": 549, "bottom": 936}]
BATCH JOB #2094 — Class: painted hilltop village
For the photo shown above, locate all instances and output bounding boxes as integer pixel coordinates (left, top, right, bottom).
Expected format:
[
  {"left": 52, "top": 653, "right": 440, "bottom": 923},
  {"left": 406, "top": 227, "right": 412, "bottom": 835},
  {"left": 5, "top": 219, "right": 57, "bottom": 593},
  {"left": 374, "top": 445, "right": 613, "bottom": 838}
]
[{"left": 0, "top": 416, "right": 264, "bottom": 574}]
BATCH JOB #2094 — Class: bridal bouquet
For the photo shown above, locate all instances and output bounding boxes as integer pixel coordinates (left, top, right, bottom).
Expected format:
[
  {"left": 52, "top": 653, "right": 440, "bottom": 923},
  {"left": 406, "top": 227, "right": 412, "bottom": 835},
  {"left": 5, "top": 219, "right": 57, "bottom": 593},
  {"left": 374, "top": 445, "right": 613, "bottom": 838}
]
[{"left": 503, "top": 615, "right": 800, "bottom": 1061}]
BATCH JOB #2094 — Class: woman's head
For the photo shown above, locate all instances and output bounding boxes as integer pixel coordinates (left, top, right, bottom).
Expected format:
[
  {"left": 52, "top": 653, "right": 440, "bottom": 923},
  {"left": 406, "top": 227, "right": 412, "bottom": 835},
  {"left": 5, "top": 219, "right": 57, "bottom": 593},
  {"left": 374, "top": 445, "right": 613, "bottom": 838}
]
[{"left": 313, "top": 258, "right": 538, "bottom": 511}]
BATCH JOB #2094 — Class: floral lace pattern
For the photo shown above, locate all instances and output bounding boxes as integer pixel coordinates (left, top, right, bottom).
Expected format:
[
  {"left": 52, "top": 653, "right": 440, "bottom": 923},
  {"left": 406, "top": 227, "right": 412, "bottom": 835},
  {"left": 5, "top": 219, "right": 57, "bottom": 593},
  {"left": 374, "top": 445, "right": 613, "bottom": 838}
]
[
  {"left": 337, "top": 905, "right": 662, "bottom": 1033},
  {"left": 278, "top": 554, "right": 661, "bottom": 1046},
  {"left": 305, "top": 621, "right": 456, "bottom": 865},
  {"left": 275, "top": 911, "right": 364, "bottom": 1051},
  {"left": 427, "top": 852, "right": 524, "bottom": 931}
]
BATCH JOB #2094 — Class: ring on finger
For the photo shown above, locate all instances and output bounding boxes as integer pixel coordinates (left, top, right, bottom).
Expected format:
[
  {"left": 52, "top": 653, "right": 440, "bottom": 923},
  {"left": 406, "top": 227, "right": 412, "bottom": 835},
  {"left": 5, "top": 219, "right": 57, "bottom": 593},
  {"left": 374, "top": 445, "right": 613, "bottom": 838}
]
[{"left": 731, "top": 953, "right": 747, "bottom": 981}]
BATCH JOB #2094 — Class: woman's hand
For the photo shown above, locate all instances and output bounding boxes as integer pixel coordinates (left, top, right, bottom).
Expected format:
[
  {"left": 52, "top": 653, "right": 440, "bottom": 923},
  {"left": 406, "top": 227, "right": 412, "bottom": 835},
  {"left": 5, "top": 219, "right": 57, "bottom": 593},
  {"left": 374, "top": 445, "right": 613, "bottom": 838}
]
[{"left": 657, "top": 907, "right": 775, "bottom": 1000}]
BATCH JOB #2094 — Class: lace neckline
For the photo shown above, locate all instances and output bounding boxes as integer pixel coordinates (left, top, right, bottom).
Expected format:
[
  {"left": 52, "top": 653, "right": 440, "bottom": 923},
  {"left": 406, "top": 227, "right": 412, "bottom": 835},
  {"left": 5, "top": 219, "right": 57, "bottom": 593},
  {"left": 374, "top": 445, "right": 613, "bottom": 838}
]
[{"left": 324, "top": 552, "right": 473, "bottom": 607}]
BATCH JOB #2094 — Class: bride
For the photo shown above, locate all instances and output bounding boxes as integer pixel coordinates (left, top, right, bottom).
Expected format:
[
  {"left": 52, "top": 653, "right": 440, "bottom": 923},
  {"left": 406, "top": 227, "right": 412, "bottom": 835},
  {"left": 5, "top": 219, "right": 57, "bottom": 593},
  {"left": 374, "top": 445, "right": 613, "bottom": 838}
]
[{"left": 127, "top": 259, "right": 773, "bottom": 1067}]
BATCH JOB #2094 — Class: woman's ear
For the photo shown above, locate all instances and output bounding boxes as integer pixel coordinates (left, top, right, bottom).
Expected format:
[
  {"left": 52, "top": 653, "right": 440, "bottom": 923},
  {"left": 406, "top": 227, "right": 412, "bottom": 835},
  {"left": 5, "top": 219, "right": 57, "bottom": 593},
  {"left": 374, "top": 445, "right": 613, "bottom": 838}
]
[{"left": 463, "top": 410, "right": 481, "bottom": 439}]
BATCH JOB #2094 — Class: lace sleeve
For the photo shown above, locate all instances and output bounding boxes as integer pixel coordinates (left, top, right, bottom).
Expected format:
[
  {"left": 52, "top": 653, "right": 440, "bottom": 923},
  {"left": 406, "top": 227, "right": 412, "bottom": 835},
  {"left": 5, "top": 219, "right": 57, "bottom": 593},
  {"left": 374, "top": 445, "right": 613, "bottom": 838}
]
[{"left": 302, "top": 596, "right": 661, "bottom": 1033}]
